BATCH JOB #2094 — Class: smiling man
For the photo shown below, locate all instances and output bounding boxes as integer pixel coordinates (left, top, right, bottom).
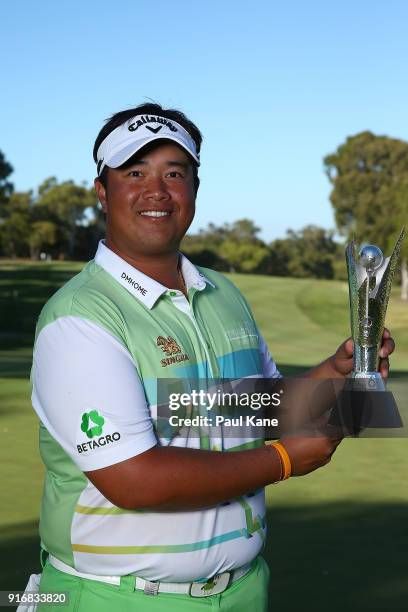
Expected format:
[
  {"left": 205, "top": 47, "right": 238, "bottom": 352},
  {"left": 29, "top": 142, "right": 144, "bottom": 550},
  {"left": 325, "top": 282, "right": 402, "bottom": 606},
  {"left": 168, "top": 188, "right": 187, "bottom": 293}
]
[{"left": 29, "top": 103, "right": 395, "bottom": 611}]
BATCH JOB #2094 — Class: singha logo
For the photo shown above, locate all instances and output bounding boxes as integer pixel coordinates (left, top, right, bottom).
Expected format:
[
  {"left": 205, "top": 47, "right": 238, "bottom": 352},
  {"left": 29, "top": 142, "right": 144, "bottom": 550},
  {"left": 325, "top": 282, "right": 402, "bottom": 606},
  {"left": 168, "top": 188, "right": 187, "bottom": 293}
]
[
  {"left": 157, "top": 336, "right": 182, "bottom": 356},
  {"left": 156, "top": 336, "right": 190, "bottom": 367}
]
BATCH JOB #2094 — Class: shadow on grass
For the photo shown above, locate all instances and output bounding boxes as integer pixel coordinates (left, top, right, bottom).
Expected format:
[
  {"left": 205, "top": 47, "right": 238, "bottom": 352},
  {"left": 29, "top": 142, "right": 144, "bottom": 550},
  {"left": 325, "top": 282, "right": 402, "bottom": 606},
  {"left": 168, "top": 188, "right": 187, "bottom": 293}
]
[
  {"left": 264, "top": 502, "right": 408, "bottom": 612},
  {"left": 0, "top": 354, "right": 32, "bottom": 379},
  {"left": 0, "top": 267, "right": 81, "bottom": 353},
  {"left": 1, "top": 503, "right": 407, "bottom": 611},
  {"left": 0, "top": 521, "right": 41, "bottom": 592}
]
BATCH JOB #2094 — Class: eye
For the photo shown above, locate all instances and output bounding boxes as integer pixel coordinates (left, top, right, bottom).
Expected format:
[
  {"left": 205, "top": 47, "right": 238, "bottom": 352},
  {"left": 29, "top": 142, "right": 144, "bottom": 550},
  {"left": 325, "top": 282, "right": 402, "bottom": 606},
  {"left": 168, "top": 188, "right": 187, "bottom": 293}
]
[
  {"left": 128, "top": 170, "right": 143, "bottom": 177},
  {"left": 166, "top": 171, "right": 184, "bottom": 178}
]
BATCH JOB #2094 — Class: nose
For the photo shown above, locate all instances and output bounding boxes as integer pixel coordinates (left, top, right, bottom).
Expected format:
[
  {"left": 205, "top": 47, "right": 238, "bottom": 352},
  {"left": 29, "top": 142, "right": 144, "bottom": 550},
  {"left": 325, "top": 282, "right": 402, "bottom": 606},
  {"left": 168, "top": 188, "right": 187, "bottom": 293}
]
[{"left": 143, "top": 174, "right": 170, "bottom": 201}]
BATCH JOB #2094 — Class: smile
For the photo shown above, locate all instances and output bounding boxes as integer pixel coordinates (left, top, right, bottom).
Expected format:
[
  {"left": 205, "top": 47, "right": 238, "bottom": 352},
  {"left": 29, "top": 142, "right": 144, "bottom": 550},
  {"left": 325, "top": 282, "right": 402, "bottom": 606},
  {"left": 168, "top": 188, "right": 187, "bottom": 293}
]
[{"left": 139, "top": 211, "right": 171, "bottom": 217}]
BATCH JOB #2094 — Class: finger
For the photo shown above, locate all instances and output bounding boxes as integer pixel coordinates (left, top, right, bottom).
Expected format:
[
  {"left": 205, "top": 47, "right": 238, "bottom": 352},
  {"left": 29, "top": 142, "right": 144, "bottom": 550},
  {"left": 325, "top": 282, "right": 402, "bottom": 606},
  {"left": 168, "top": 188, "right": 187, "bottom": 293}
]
[
  {"left": 379, "top": 357, "right": 389, "bottom": 380},
  {"left": 344, "top": 338, "right": 354, "bottom": 357},
  {"left": 337, "top": 338, "right": 354, "bottom": 359},
  {"left": 380, "top": 338, "right": 395, "bottom": 358},
  {"left": 383, "top": 328, "right": 390, "bottom": 339}
]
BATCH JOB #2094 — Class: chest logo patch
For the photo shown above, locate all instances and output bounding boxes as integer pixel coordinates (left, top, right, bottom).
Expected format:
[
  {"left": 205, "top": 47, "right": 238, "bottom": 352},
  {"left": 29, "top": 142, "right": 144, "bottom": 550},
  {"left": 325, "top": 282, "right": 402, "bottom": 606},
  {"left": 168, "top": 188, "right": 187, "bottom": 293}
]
[{"left": 157, "top": 336, "right": 190, "bottom": 367}]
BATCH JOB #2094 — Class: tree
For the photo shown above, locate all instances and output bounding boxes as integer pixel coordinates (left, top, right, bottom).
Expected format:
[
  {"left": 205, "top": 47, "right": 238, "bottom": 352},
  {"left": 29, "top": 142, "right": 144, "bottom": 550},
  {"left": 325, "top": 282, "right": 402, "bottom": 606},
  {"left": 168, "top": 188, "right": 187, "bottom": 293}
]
[
  {"left": 219, "top": 240, "right": 270, "bottom": 273},
  {"left": 0, "top": 179, "right": 99, "bottom": 260},
  {"left": 0, "top": 192, "right": 31, "bottom": 258},
  {"left": 269, "top": 226, "right": 339, "bottom": 279},
  {"left": 36, "top": 177, "right": 97, "bottom": 258},
  {"left": 0, "top": 150, "right": 14, "bottom": 218},
  {"left": 324, "top": 131, "right": 408, "bottom": 299},
  {"left": 28, "top": 221, "right": 58, "bottom": 260},
  {"left": 182, "top": 219, "right": 270, "bottom": 273},
  {"left": 222, "top": 218, "right": 261, "bottom": 242}
]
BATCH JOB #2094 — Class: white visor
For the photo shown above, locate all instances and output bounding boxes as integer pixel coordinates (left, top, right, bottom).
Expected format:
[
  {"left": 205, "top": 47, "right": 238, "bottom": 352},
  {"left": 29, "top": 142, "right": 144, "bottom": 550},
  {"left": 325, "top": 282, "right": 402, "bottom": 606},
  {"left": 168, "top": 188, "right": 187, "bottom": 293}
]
[{"left": 96, "top": 114, "right": 200, "bottom": 175}]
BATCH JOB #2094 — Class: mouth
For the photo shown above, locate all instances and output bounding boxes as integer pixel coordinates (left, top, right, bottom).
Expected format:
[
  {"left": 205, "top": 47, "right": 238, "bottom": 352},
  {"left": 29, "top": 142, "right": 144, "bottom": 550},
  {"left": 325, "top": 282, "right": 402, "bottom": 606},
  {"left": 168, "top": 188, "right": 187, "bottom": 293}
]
[{"left": 138, "top": 210, "right": 172, "bottom": 218}]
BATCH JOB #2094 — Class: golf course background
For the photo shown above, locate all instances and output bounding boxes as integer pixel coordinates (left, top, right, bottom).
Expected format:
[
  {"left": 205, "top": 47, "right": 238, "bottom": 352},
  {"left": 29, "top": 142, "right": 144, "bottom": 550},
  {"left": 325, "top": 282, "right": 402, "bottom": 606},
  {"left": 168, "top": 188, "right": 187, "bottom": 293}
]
[{"left": 1, "top": 261, "right": 408, "bottom": 611}]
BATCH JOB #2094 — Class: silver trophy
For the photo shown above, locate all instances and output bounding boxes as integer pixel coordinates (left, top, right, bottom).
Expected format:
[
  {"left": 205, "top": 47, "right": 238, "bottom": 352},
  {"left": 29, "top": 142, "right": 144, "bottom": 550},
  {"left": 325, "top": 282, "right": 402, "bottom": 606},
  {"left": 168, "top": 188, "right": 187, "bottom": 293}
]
[
  {"left": 346, "top": 228, "right": 405, "bottom": 389},
  {"left": 337, "top": 228, "right": 405, "bottom": 431}
]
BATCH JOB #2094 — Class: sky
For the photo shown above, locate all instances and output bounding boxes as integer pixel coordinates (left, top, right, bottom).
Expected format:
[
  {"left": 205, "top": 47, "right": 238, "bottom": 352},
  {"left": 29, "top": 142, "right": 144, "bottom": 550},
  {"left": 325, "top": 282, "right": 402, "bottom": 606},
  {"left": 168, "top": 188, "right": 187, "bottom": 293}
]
[{"left": 1, "top": 0, "right": 408, "bottom": 242}]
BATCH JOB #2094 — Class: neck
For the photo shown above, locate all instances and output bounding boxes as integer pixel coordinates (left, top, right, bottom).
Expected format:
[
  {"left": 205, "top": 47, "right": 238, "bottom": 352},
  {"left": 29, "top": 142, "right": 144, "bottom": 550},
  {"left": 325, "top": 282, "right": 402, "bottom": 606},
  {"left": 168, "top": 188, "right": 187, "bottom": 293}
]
[{"left": 106, "top": 238, "right": 186, "bottom": 293}]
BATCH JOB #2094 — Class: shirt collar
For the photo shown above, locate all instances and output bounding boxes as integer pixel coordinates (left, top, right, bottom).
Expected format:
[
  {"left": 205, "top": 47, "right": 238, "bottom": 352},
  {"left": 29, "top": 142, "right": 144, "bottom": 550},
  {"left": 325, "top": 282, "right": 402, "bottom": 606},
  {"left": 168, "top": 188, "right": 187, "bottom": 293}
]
[{"left": 94, "top": 240, "right": 215, "bottom": 309}]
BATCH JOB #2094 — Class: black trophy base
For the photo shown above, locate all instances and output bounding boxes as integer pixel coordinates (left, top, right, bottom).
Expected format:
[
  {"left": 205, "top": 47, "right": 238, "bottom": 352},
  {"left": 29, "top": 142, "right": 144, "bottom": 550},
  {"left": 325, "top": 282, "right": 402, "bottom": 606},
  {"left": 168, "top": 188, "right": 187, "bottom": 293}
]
[{"left": 329, "top": 390, "right": 403, "bottom": 437}]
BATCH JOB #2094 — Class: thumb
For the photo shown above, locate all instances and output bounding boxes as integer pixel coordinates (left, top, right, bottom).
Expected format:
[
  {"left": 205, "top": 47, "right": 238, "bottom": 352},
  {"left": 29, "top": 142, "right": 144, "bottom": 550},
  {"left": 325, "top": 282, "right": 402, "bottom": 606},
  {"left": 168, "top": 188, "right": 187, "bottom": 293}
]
[{"left": 336, "top": 338, "right": 354, "bottom": 360}]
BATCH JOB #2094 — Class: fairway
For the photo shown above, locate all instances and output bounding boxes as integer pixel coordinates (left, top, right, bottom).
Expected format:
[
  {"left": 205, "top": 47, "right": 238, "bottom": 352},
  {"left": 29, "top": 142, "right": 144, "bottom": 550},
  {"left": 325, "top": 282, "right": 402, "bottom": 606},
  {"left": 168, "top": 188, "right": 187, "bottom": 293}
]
[{"left": 1, "top": 262, "right": 408, "bottom": 611}]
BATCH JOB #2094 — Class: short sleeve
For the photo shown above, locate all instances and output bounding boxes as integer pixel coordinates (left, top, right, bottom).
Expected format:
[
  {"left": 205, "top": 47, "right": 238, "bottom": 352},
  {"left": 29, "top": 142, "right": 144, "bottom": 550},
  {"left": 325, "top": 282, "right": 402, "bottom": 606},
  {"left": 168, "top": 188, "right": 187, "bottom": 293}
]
[
  {"left": 259, "top": 332, "right": 281, "bottom": 378},
  {"left": 31, "top": 316, "right": 157, "bottom": 471}
]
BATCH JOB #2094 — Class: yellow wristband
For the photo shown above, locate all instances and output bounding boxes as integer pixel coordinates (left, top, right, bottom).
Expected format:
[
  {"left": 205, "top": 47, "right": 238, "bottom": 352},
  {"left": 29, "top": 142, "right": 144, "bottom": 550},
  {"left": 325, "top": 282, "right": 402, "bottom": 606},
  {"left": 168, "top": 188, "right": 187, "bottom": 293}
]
[{"left": 271, "top": 441, "right": 292, "bottom": 480}]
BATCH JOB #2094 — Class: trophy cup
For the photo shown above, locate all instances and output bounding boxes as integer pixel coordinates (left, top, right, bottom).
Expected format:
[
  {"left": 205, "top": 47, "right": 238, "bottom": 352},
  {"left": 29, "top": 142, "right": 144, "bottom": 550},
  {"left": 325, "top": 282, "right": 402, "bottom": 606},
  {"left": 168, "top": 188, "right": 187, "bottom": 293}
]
[{"left": 335, "top": 228, "right": 405, "bottom": 433}]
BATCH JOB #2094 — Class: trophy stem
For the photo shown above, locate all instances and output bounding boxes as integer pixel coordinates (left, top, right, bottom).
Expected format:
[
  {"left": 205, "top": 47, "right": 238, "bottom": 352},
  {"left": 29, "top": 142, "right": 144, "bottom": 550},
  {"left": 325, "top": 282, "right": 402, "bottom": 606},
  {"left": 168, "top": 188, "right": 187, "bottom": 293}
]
[{"left": 354, "top": 345, "right": 379, "bottom": 374}]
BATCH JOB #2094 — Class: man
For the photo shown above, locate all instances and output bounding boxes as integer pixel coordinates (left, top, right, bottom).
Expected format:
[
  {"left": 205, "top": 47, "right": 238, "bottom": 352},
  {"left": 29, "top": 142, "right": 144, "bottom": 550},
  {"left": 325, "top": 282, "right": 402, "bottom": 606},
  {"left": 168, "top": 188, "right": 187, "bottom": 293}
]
[{"left": 30, "top": 103, "right": 394, "bottom": 611}]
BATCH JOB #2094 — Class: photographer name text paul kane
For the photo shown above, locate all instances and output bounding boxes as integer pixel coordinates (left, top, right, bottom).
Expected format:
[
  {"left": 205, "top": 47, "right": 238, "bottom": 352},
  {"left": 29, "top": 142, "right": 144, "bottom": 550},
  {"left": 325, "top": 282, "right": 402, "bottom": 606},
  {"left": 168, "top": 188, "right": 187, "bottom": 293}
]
[{"left": 169, "top": 414, "right": 279, "bottom": 428}]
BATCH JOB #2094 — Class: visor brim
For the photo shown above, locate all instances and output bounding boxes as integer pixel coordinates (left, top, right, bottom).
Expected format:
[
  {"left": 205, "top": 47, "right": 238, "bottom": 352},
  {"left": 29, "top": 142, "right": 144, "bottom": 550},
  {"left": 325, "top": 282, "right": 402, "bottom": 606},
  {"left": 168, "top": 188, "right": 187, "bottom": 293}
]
[{"left": 105, "top": 135, "right": 200, "bottom": 170}]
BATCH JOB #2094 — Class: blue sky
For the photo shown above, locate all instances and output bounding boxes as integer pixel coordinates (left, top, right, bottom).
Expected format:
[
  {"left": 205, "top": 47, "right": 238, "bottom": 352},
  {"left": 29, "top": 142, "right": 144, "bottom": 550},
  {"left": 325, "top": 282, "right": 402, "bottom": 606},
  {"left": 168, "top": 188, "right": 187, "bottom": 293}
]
[{"left": 1, "top": 0, "right": 407, "bottom": 241}]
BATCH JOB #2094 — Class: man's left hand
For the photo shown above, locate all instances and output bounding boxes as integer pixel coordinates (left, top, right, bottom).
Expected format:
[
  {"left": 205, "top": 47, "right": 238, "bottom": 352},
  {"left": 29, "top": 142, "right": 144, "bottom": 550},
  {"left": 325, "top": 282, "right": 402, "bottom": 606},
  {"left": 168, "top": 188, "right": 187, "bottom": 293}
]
[{"left": 330, "top": 327, "right": 395, "bottom": 380}]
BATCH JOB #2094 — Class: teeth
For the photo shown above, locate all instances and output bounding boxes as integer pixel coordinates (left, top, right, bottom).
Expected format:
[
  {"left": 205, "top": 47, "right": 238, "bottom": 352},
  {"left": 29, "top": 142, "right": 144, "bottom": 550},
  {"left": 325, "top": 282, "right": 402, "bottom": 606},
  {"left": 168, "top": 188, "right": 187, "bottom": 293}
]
[{"left": 140, "top": 211, "right": 170, "bottom": 217}]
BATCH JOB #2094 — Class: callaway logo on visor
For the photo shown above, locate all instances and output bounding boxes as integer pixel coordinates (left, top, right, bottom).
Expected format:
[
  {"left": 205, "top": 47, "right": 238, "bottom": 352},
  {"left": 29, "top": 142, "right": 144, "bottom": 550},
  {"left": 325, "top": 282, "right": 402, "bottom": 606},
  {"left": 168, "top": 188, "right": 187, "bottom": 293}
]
[
  {"left": 128, "top": 115, "right": 178, "bottom": 133},
  {"left": 96, "top": 114, "right": 200, "bottom": 175}
]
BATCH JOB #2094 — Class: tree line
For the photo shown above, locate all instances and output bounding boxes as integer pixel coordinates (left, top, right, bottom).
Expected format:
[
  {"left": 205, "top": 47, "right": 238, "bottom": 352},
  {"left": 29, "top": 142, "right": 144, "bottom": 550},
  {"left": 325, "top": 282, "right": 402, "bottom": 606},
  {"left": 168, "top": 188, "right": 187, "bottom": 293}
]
[
  {"left": 1, "top": 130, "right": 408, "bottom": 294},
  {"left": 0, "top": 161, "right": 103, "bottom": 261},
  {"left": 181, "top": 220, "right": 345, "bottom": 279}
]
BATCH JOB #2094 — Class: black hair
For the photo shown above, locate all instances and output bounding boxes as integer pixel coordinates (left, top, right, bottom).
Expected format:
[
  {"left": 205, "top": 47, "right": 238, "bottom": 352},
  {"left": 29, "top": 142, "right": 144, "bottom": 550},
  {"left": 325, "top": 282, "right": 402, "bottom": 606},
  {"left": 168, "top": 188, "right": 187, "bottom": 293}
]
[{"left": 93, "top": 102, "right": 202, "bottom": 192}]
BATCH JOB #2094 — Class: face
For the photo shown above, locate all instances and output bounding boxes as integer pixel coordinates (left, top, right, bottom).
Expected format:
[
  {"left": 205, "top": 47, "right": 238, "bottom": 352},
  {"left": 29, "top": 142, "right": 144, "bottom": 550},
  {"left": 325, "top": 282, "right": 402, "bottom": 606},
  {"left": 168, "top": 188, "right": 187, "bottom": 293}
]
[{"left": 94, "top": 142, "right": 196, "bottom": 260}]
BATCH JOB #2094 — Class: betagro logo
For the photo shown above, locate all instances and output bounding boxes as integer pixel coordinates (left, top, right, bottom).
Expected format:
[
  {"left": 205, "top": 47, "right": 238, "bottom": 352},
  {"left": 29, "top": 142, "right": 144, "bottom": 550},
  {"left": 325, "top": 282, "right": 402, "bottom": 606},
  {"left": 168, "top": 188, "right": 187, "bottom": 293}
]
[
  {"left": 81, "top": 410, "right": 105, "bottom": 438},
  {"left": 77, "top": 410, "right": 121, "bottom": 454}
]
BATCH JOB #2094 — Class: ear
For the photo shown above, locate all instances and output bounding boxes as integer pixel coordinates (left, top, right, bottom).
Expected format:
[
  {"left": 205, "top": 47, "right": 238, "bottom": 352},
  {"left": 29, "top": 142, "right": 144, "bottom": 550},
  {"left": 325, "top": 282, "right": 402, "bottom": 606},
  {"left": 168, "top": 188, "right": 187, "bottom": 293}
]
[{"left": 94, "top": 178, "right": 107, "bottom": 212}]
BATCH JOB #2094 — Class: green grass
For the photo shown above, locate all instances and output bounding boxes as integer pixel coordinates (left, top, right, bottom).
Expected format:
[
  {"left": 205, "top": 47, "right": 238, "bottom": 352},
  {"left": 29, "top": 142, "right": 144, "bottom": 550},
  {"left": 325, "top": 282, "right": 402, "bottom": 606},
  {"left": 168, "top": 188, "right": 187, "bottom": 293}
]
[
  {"left": 1, "top": 262, "right": 408, "bottom": 611},
  {"left": 230, "top": 273, "right": 408, "bottom": 370}
]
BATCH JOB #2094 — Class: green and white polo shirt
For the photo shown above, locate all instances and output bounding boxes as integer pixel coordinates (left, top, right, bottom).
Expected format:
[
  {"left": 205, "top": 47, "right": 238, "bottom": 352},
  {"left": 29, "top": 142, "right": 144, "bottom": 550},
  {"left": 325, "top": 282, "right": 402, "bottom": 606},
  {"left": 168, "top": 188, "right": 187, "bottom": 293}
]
[{"left": 31, "top": 240, "right": 280, "bottom": 581}]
